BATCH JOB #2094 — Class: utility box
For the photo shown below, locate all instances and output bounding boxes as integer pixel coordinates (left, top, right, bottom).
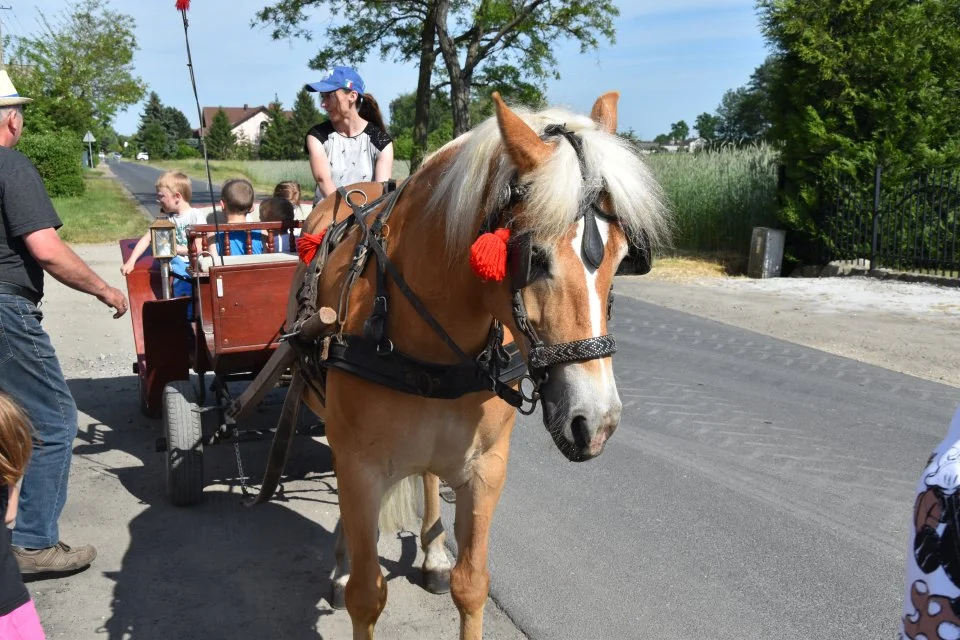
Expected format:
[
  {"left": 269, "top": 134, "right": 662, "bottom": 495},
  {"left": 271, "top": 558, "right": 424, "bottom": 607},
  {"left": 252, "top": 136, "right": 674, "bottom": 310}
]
[{"left": 747, "top": 227, "right": 786, "bottom": 278}]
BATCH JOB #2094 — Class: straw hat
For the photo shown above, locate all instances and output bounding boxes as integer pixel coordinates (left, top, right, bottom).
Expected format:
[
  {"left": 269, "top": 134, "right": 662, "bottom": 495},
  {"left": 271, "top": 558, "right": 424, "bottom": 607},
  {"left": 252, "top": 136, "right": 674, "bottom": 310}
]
[{"left": 0, "top": 69, "right": 32, "bottom": 107}]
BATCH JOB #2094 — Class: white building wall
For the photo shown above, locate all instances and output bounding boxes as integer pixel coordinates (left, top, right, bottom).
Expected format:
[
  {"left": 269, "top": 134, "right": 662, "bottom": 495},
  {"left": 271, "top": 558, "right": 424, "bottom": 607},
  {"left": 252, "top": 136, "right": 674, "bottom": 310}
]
[{"left": 233, "top": 111, "right": 271, "bottom": 144}]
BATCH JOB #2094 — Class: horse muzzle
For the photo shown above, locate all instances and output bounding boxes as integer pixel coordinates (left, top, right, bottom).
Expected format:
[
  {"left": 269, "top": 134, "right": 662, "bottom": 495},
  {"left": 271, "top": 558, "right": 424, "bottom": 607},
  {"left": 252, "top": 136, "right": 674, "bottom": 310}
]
[{"left": 539, "top": 366, "right": 622, "bottom": 462}]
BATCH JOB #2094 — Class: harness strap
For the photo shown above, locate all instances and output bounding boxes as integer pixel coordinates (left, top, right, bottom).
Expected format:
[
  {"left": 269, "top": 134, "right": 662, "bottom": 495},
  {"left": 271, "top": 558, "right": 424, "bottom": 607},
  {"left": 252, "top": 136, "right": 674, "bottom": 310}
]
[
  {"left": 352, "top": 202, "right": 526, "bottom": 408},
  {"left": 323, "top": 333, "right": 527, "bottom": 400}
]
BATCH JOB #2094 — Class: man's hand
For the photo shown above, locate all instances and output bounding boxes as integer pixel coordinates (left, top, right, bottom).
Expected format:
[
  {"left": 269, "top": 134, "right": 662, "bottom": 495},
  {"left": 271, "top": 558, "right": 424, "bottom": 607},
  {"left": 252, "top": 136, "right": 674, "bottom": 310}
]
[{"left": 97, "top": 286, "right": 129, "bottom": 319}]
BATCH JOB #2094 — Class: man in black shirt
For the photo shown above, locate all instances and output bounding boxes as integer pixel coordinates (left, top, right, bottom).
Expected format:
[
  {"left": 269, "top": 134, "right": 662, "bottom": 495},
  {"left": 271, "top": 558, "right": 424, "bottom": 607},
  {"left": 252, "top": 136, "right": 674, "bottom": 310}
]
[{"left": 0, "top": 69, "right": 128, "bottom": 574}]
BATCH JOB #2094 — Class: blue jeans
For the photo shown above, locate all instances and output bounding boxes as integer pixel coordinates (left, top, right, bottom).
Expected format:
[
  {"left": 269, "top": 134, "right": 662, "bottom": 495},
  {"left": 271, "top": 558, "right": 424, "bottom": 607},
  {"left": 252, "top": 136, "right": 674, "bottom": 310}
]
[{"left": 0, "top": 294, "right": 77, "bottom": 549}]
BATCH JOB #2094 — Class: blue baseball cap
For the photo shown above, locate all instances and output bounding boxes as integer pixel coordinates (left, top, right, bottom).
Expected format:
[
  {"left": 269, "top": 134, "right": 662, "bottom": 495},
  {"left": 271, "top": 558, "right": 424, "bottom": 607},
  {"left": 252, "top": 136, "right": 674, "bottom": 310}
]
[{"left": 305, "top": 66, "right": 365, "bottom": 95}]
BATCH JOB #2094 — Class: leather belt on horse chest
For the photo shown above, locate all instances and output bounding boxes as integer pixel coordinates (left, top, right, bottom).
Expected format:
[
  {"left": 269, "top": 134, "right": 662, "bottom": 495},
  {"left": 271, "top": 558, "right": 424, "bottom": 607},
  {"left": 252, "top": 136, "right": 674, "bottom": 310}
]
[{"left": 289, "top": 182, "right": 529, "bottom": 407}]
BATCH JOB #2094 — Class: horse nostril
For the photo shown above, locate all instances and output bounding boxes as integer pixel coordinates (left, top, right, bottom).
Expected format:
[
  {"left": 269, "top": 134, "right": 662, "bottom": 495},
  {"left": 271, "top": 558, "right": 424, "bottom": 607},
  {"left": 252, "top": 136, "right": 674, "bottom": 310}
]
[{"left": 570, "top": 415, "right": 590, "bottom": 449}]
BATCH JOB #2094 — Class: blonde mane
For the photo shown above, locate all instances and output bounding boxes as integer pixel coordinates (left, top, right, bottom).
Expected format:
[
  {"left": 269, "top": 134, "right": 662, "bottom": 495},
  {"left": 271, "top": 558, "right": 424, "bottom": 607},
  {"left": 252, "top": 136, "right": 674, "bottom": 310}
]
[{"left": 425, "top": 103, "right": 671, "bottom": 261}]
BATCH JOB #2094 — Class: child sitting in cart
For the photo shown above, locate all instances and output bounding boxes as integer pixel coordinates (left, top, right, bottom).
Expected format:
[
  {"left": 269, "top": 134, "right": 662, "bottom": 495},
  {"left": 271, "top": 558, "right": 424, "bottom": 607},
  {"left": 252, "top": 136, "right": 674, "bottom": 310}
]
[
  {"left": 257, "top": 196, "right": 297, "bottom": 253},
  {"left": 273, "top": 180, "right": 311, "bottom": 221},
  {"left": 207, "top": 178, "right": 264, "bottom": 258},
  {"left": 120, "top": 171, "right": 202, "bottom": 300},
  {"left": 0, "top": 393, "right": 48, "bottom": 639}
]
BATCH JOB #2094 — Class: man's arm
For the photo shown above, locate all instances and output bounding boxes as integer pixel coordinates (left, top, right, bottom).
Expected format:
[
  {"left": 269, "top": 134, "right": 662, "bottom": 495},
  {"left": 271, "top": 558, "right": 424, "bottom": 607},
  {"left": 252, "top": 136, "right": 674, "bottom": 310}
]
[{"left": 23, "top": 227, "right": 128, "bottom": 318}]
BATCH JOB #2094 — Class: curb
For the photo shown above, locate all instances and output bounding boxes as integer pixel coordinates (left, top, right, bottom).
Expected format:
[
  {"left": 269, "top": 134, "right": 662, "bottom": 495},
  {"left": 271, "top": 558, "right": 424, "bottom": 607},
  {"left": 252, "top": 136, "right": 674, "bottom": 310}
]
[{"left": 790, "top": 261, "right": 960, "bottom": 288}]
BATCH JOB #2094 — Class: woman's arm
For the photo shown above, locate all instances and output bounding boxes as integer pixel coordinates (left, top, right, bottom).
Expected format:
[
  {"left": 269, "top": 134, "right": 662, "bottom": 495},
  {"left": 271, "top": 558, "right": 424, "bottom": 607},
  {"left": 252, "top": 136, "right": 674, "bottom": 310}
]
[
  {"left": 6, "top": 482, "right": 20, "bottom": 525},
  {"left": 306, "top": 136, "right": 337, "bottom": 199},
  {"left": 374, "top": 142, "right": 394, "bottom": 183}
]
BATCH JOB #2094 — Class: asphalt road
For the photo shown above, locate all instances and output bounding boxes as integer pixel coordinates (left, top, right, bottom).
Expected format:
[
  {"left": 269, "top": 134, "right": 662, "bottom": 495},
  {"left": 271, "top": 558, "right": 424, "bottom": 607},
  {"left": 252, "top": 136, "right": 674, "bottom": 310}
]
[
  {"left": 440, "top": 294, "right": 955, "bottom": 639},
  {"left": 104, "top": 161, "right": 953, "bottom": 638},
  {"left": 109, "top": 158, "right": 227, "bottom": 216}
]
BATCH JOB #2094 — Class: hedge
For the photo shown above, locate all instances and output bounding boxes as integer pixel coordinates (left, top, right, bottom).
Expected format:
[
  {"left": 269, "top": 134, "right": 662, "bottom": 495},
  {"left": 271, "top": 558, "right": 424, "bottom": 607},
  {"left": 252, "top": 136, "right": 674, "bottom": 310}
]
[{"left": 17, "top": 131, "right": 85, "bottom": 197}]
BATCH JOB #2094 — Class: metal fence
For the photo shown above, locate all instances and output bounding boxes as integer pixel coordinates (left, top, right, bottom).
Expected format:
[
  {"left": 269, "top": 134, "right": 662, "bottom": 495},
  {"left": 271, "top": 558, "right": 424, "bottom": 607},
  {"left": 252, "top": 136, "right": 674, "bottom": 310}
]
[{"left": 821, "top": 165, "right": 960, "bottom": 277}]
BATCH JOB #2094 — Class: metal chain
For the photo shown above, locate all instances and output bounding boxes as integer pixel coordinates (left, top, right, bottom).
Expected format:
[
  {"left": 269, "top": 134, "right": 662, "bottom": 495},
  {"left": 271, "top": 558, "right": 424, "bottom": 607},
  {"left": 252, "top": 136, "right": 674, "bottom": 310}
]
[{"left": 233, "top": 440, "right": 250, "bottom": 497}]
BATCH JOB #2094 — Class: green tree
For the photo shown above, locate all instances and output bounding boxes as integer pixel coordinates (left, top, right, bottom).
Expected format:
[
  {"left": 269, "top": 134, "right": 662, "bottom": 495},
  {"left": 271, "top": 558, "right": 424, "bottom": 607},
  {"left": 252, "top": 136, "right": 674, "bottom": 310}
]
[
  {"left": 255, "top": 0, "right": 612, "bottom": 163},
  {"left": 163, "top": 106, "right": 194, "bottom": 141},
  {"left": 669, "top": 120, "right": 689, "bottom": 143},
  {"left": 715, "top": 56, "right": 777, "bottom": 146},
  {"left": 617, "top": 128, "right": 642, "bottom": 147},
  {"left": 10, "top": 0, "right": 146, "bottom": 135},
  {"left": 757, "top": 0, "right": 960, "bottom": 256},
  {"left": 289, "top": 88, "right": 323, "bottom": 159},
  {"left": 206, "top": 109, "right": 237, "bottom": 160},
  {"left": 140, "top": 121, "right": 168, "bottom": 160},
  {"left": 389, "top": 90, "right": 452, "bottom": 160},
  {"left": 138, "top": 92, "right": 165, "bottom": 134},
  {"left": 694, "top": 113, "right": 719, "bottom": 140},
  {"left": 258, "top": 99, "right": 291, "bottom": 160}
]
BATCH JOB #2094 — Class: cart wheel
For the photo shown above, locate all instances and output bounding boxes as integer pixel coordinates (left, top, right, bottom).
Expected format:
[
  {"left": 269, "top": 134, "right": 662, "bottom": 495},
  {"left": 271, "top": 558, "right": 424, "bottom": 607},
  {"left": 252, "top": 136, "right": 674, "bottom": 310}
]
[{"left": 162, "top": 380, "right": 203, "bottom": 506}]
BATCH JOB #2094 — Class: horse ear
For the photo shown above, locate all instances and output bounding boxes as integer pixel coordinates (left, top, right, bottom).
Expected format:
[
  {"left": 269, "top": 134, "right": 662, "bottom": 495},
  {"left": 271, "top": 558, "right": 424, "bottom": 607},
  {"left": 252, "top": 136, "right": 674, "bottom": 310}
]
[
  {"left": 590, "top": 91, "right": 620, "bottom": 134},
  {"left": 492, "top": 92, "right": 551, "bottom": 174}
]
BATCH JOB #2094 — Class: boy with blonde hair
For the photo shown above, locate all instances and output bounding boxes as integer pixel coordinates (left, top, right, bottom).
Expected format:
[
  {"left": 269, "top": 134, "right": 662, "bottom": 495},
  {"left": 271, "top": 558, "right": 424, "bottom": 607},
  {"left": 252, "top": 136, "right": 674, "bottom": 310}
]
[
  {"left": 208, "top": 178, "right": 263, "bottom": 258},
  {"left": 120, "top": 171, "right": 202, "bottom": 275}
]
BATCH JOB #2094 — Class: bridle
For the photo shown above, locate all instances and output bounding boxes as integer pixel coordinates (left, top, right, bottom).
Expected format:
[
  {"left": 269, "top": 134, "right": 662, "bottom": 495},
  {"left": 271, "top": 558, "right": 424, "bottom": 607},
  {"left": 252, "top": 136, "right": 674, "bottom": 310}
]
[
  {"left": 296, "top": 123, "right": 644, "bottom": 416},
  {"left": 477, "top": 124, "right": 626, "bottom": 413}
]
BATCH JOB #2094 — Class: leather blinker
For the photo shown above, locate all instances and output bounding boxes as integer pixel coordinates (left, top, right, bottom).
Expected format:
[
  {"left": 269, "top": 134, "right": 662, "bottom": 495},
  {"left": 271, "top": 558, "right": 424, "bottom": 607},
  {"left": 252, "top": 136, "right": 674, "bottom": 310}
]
[{"left": 508, "top": 232, "right": 533, "bottom": 291}]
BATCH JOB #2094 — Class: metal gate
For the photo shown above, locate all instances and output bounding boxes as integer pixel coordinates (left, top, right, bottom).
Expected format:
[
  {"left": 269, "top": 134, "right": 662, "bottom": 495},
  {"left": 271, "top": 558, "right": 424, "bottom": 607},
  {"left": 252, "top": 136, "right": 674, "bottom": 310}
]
[{"left": 821, "top": 165, "right": 960, "bottom": 277}]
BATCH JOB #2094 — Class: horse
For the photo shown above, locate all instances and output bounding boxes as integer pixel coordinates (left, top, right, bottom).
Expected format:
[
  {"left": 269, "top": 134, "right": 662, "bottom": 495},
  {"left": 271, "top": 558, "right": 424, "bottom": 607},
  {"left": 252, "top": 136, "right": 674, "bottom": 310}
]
[{"left": 259, "top": 90, "right": 669, "bottom": 639}]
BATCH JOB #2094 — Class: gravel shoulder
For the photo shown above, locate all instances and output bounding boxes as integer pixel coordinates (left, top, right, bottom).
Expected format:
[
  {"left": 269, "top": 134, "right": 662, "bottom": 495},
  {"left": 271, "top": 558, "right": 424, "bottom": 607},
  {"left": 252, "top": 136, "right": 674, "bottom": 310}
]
[{"left": 616, "top": 272, "right": 960, "bottom": 388}]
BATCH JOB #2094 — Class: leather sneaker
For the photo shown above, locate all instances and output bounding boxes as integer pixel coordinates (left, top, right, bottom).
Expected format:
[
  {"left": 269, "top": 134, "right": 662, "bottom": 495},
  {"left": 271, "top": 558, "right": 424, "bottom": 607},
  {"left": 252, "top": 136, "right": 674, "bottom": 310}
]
[{"left": 12, "top": 541, "right": 97, "bottom": 574}]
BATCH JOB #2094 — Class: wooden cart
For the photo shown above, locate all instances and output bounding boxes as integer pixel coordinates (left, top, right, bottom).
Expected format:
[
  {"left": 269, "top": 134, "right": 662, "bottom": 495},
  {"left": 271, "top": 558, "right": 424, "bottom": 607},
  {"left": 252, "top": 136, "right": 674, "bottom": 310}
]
[{"left": 119, "top": 220, "right": 303, "bottom": 505}]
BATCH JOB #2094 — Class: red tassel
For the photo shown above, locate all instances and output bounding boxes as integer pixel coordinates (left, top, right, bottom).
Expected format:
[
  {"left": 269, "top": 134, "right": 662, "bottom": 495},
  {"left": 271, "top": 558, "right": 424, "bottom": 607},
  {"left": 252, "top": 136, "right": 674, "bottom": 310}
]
[
  {"left": 469, "top": 228, "right": 511, "bottom": 281},
  {"left": 175, "top": 0, "right": 190, "bottom": 11},
  {"left": 297, "top": 229, "right": 327, "bottom": 264}
]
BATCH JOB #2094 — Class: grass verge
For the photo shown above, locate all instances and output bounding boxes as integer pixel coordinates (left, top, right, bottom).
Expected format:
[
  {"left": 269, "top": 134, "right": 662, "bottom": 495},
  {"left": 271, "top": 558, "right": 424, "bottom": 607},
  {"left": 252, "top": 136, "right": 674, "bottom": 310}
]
[
  {"left": 146, "top": 159, "right": 278, "bottom": 195},
  {"left": 146, "top": 158, "right": 413, "bottom": 199},
  {"left": 53, "top": 170, "right": 149, "bottom": 243}
]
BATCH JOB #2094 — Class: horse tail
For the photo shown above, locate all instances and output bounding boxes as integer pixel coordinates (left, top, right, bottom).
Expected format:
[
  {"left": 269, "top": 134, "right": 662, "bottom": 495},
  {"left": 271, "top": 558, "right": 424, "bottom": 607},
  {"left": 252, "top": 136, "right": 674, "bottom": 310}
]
[{"left": 378, "top": 473, "right": 424, "bottom": 534}]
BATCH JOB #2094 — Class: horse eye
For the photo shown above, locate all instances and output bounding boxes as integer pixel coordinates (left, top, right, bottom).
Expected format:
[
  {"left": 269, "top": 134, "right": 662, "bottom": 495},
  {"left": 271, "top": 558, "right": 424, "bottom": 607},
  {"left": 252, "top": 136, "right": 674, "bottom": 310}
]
[{"left": 529, "top": 247, "right": 551, "bottom": 281}]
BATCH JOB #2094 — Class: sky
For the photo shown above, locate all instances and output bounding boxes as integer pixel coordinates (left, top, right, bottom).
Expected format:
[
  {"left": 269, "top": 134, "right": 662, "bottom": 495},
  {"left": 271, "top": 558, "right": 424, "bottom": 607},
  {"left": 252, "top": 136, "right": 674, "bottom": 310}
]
[{"left": 3, "top": 0, "right": 770, "bottom": 140}]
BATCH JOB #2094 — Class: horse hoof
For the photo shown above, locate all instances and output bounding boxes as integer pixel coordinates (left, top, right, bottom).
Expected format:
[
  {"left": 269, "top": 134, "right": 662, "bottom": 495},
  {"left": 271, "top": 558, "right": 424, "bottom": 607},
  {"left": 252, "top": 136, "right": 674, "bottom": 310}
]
[
  {"left": 423, "top": 568, "right": 451, "bottom": 595},
  {"left": 331, "top": 583, "right": 347, "bottom": 610}
]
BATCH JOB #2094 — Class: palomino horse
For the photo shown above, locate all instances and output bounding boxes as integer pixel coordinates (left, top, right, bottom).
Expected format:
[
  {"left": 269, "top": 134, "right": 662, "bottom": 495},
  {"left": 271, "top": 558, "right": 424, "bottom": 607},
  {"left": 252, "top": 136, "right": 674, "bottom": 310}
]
[{"left": 268, "top": 91, "right": 669, "bottom": 639}]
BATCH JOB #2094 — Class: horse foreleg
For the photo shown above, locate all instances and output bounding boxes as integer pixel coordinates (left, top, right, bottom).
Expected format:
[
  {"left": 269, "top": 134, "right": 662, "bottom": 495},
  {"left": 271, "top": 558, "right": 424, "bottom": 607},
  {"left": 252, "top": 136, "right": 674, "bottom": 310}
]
[
  {"left": 337, "top": 460, "right": 387, "bottom": 640},
  {"left": 450, "top": 443, "right": 510, "bottom": 640},
  {"left": 331, "top": 519, "right": 350, "bottom": 609},
  {"left": 421, "top": 472, "right": 452, "bottom": 594}
]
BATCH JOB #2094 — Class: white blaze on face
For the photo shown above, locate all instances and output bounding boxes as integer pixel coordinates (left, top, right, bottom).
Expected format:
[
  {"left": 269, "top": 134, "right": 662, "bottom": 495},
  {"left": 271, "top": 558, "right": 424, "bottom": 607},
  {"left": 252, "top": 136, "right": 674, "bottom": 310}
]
[{"left": 570, "top": 217, "right": 610, "bottom": 338}]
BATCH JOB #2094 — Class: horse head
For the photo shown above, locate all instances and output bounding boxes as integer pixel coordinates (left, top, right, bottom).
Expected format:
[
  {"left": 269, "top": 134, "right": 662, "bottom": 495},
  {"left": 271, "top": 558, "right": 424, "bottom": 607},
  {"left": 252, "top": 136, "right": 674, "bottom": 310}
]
[{"left": 429, "top": 91, "right": 670, "bottom": 462}]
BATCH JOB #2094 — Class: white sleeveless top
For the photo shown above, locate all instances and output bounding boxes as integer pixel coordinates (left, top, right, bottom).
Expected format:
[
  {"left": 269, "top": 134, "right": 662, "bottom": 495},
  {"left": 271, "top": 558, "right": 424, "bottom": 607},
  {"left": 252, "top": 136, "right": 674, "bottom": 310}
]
[{"left": 305, "top": 121, "right": 392, "bottom": 204}]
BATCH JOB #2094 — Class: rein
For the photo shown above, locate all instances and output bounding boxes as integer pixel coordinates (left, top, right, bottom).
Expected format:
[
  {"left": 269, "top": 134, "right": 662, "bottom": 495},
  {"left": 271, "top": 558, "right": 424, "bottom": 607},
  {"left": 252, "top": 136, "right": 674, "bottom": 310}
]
[{"left": 289, "top": 124, "right": 633, "bottom": 415}]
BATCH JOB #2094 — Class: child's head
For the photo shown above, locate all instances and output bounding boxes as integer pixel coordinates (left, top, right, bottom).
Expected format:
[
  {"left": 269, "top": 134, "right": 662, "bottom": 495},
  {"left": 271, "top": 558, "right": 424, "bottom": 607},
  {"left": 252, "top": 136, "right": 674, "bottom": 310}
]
[
  {"left": 273, "top": 181, "right": 301, "bottom": 206},
  {"left": 221, "top": 178, "right": 255, "bottom": 216},
  {"left": 258, "top": 196, "right": 295, "bottom": 223},
  {"left": 0, "top": 393, "right": 33, "bottom": 486},
  {"left": 155, "top": 171, "right": 192, "bottom": 213}
]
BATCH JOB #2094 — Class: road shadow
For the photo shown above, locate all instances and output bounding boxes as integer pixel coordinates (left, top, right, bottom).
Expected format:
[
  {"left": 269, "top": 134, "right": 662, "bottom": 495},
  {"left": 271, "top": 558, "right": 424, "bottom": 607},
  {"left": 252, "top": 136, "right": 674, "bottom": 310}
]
[{"left": 66, "top": 374, "right": 425, "bottom": 639}]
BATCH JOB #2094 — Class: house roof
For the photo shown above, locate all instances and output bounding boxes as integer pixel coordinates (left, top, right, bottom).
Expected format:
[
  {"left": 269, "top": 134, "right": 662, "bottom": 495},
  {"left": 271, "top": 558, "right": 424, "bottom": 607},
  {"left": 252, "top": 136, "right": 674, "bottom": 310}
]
[{"left": 195, "top": 104, "right": 293, "bottom": 137}]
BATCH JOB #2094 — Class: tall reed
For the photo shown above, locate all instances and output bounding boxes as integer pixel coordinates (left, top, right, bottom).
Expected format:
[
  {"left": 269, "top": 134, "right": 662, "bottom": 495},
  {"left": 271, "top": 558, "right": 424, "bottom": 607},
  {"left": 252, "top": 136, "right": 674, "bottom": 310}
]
[{"left": 644, "top": 144, "right": 780, "bottom": 254}]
